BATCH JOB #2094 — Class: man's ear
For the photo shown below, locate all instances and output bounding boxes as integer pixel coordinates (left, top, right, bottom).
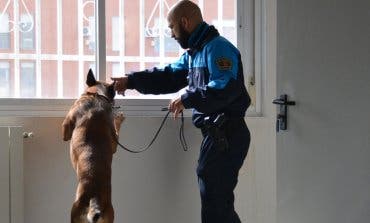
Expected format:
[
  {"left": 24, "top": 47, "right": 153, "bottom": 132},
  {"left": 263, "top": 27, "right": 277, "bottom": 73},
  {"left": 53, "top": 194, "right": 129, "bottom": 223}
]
[
  {"left": 180, "top": 17, "right": 189, "bottom": 31},
  {"left": 86, "top": 69, "right": 96, "bottom": 86}
]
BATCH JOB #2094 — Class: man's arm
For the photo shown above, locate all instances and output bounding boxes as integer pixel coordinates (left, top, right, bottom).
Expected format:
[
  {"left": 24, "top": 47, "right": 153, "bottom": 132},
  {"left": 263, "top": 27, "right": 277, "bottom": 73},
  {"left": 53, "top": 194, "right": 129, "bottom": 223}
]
[{"left": 113, "top": 53, "right": 189, "bottom": 95}]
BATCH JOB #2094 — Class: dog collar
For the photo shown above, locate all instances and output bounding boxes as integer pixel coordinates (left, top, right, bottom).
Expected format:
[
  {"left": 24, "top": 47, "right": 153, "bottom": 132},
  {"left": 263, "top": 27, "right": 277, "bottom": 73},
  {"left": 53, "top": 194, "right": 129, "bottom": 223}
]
[{"left": 85, "top": 91, "right": 114, "bottom": 105}]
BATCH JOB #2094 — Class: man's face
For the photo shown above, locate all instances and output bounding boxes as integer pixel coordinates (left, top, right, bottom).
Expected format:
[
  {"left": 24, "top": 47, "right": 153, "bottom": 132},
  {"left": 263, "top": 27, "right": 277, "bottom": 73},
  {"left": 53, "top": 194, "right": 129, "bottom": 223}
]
[{"left": 168, "top": 17, "right": 190, "bottom": 49}]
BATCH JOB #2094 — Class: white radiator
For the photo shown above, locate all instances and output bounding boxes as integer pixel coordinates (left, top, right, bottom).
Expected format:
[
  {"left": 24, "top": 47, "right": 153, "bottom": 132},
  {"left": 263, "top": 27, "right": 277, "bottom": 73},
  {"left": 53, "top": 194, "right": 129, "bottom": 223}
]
[{"left": 0, "top": 127, "right": 24, "bottom": 223}]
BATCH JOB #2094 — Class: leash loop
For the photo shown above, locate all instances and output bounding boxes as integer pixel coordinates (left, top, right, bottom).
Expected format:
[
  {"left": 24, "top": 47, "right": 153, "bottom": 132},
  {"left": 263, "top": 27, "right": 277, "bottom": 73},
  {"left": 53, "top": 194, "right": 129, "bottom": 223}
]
[{"left": 115, "top": 109, "right": 188, "bottom": 153}]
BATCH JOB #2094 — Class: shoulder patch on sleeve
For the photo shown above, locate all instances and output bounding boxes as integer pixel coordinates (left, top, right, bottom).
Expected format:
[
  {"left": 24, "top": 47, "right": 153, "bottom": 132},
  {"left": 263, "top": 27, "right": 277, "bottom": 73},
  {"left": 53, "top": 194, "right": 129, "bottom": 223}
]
[{"left": 215, "top": 57, "right": 233, "bottom": 71}]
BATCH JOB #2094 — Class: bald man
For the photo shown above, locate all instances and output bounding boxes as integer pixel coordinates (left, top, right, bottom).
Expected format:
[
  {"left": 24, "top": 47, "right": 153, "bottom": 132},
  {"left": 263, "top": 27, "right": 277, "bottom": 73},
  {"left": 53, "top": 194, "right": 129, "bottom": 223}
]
[{"left": 113, "top": 1, "right": 250, "bottom": 222}]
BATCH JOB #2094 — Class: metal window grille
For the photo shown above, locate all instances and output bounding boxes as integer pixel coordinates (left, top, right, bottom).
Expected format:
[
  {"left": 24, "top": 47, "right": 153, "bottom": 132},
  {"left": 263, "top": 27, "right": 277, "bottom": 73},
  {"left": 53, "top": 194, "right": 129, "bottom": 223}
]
[{"left": 0, "top": 0, "right": 243, "bottom": 99}]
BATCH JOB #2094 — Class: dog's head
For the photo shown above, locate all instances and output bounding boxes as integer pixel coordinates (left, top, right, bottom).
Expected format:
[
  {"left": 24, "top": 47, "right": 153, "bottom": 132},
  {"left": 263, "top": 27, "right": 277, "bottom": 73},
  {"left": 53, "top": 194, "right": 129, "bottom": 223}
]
[{"left": 86, "top": 69, "right": 115, "bottom": 102}]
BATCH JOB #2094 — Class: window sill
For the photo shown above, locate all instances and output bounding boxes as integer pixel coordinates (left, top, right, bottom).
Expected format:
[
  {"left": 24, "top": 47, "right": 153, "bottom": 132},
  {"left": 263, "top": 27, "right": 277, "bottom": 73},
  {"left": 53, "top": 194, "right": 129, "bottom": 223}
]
[
  {"left": 0, "top": 98, "right": 173, "bottom": 117},
  {"left": 0, "top": 98, "right": 260, "bottom": 118}
]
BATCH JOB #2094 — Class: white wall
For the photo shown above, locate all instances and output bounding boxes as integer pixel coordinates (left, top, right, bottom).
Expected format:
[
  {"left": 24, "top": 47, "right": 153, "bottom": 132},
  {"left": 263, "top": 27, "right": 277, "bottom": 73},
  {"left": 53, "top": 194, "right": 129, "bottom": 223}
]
[{"left": 0, "top": 115, "right": 264, "bottom": 223}]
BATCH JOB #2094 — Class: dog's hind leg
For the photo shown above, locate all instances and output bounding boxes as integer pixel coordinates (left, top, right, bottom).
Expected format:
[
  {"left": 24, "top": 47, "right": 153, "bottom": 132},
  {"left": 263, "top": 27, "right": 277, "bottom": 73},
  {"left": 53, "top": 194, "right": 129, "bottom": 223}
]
[
  {"left": 102, "top": 204, "right": 114, "bottom": 223},
  {"left": 87, "top": 198, "right": 102, "bottom": 223},
  {"left": 87, "top": 199, "right": 113, "bottom": 223},
  {"left": 71, "top": 198, "right": 88, "bottom": 223},
  {"left": 71, "top": 183, "right": 90, "bottom": 223}
]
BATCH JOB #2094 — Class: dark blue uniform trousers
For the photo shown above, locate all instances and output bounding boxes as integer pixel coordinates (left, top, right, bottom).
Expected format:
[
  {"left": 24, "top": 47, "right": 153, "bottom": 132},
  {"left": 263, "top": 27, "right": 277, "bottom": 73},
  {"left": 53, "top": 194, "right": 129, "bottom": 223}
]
[{"left": 197, "top": 118, "right": 250, "bottom": 223}]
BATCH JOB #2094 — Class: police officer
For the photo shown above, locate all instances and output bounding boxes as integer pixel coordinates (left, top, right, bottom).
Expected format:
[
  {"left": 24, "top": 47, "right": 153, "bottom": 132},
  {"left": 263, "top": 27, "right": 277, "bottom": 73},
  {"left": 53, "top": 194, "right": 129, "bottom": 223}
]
[{"left": 112, "top": 1, "right": 251, "bottom": 222}]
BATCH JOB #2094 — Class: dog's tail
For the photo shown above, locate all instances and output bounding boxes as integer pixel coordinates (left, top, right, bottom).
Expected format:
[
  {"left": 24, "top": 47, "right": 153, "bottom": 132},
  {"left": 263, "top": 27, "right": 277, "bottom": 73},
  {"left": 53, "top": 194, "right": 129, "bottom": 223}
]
[{"left": 87, "top": 198, "right": 101, "bottom": 223}]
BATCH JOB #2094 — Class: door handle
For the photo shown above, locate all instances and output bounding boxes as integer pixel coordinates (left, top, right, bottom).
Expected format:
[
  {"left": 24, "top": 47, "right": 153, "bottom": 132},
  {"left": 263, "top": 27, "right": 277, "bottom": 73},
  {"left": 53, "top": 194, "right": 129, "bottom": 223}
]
[{"left": 273, "top": 94, "right": 296, "bottom": 132}]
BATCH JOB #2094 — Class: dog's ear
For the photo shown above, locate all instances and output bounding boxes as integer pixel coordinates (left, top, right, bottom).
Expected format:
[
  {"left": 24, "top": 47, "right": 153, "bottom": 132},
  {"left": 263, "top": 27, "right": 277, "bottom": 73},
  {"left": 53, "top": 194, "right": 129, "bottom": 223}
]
[
  {"left": 108, "top": 82, "right": 116, "bottom": 99},
  {"left": 86, "top": 69, "right": 96, "bottom": 86}
]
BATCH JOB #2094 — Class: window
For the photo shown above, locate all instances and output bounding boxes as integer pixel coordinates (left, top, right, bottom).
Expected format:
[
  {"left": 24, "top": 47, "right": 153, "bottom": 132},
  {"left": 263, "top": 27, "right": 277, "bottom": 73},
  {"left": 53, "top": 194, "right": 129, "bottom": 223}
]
[
  {"left": 212, "top": 19, "right": 236, "bottom": 46},
  {"left": 0, "top": 13, "right": 10, "bottom": 49},
  {"left": 105, "top": 0, "right": 247, "bottom": 98},
  {"left": 112, "top": 62, "right": 120, "bottom": 76},
  {"left": 87, "top": 16, "right": 96, "bottom": 51},
  {"left": 0, "top": 62, "right": 10, "bottom": 97},
  {"left": 20, "top": 14, "right": 35, "bottom": 50},
  {"left": 0, "top": 0, "right": 96, "bottom": 98},
  {"left": 20, "top": 62, "right": 36, "bottom": 97},
  {"left": 0, "top": 0, "right": 259, "bottom": 115},
  {"left": 112, "top": 17, "right": 120, "bottom": 52}
]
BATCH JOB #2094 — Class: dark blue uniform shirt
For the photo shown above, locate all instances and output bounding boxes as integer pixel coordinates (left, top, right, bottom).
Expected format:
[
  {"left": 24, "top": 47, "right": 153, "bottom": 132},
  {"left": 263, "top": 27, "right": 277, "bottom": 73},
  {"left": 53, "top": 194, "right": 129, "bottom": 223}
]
[{"left": 126, "top": 22, "right": 250, "bottom": 127}]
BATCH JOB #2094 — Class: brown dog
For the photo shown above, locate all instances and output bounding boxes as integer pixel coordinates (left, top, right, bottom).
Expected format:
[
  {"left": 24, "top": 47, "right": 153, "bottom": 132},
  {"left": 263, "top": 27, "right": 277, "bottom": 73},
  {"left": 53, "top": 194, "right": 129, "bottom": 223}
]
[{"left": 62, "top": 69, "right": 124, "bottom": 223}]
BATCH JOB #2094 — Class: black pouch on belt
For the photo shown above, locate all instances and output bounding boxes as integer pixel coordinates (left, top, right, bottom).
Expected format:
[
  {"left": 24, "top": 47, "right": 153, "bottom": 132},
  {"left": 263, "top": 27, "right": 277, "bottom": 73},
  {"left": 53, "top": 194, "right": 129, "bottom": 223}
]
[{"left": 203, "top": 113, "right": 229, "bottom": 151}]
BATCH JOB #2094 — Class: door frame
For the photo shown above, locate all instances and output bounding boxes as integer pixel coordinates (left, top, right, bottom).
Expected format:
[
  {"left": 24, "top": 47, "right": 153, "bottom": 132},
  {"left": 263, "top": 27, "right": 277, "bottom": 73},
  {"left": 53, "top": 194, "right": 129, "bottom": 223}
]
[{"left": 252, "top": 0, "right": 277, "bottom": 222}]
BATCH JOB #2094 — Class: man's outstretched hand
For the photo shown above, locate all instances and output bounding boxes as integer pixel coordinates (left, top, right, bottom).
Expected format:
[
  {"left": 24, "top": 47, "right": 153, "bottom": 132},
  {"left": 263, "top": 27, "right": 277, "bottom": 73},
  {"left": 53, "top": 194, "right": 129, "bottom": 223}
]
[{"left": 111, "top": 76, "right": 128, "bottom": 96}]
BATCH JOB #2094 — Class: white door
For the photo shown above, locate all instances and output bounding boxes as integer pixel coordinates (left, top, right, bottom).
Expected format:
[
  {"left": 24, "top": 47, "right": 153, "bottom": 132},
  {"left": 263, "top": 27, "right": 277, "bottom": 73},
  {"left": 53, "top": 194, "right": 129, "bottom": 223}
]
[{"left": 275, "top": 1, "right": 370, "bottom": 223}]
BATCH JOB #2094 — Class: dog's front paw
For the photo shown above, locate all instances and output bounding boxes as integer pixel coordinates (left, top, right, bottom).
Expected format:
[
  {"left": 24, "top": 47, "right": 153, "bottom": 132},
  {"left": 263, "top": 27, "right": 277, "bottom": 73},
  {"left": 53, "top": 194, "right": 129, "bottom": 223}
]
[{"left": 62, "top": 119, "right": 74, "bottom": 141}]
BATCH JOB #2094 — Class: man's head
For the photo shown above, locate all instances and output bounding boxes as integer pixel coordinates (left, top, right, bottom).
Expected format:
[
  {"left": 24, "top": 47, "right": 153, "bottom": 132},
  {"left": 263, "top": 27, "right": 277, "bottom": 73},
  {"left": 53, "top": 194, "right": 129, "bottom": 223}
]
[{"left": 167, "top": 0, "right": 203, "bottom": 49}]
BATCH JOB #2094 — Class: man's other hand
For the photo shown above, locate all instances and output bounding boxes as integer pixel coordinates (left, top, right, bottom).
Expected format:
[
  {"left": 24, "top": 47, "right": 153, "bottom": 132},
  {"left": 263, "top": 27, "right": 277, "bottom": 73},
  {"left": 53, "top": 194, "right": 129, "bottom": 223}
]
[{"left": 169, "top": 96, "right": 185, "bottom": 119}]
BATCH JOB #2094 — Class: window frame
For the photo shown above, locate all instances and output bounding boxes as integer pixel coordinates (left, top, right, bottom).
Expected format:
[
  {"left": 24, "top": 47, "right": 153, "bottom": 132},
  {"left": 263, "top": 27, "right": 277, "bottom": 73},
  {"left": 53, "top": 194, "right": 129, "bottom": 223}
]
[{"left": 0, "top": 0, "right": 262, "bottom": 117}]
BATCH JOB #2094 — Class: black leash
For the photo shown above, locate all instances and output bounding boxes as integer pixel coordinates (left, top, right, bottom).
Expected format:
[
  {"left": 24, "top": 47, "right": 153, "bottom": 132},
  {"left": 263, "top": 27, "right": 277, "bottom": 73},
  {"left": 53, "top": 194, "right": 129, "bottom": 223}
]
[
  {"left": 115, "top": 108, "right": 188, "bottom": 153},
  {"left": 179, "top": 112, "right": 188, "bottom": 151}
]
